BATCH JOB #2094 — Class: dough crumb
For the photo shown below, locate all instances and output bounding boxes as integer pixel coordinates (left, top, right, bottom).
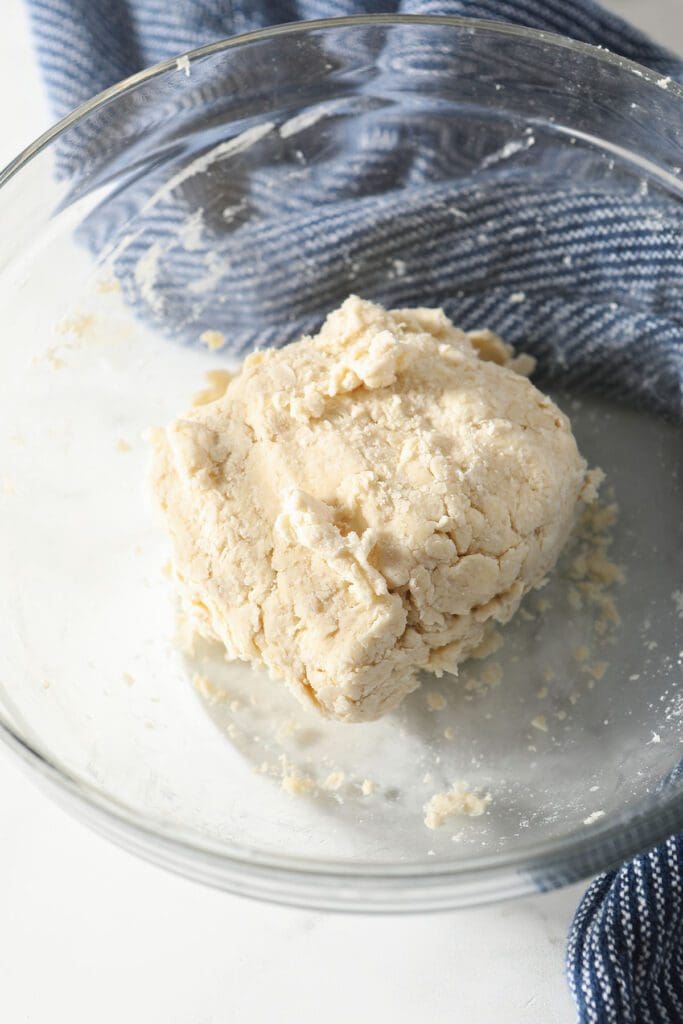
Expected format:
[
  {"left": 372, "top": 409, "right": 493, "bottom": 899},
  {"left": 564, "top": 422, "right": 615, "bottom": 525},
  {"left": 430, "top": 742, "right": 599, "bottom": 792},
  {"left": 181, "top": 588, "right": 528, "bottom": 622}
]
[
  {"left": 583, "top": 810, "right": 606, "bottom": 826},
  {"left": 116, "top": 438, "right": 131, "bottom": 452},
  {"left": 463, "top": 675, "right": 486, "bottom": 695},
  {"left": 56, "top": 313, "right": 95, "bottom": 339},
  {"left": 275, "top": 718, "right": 299, "bottom": 741},
  {"left": 564, "top": 497, "right": 624, "bottom": 644},
  {"left": 44, "top": 349, "right": 65, "bottom": 370},
  {"left": 199, "top": 329, "right": 226, "bottom": 351},
  {"left": 281, "top": 773, "right": 315, "bottom": 796},
  {"left": 95, "top": 275, "right": 121, "bottom": 294},
  {"left": 531, "top": 714, "right": 548, "bottom": 732},
  {"left": 426, "top": 691, "right": 447, "bottom": 711},
  {"left": 480, "top": 662, "right": 503, "bottom": 687},
  {"left": 582, "top": 501, "right": 617, "bottom": 533},
  {"left": 423, "top": 783, "right": 491, "bottom": 829},
  {"left": 444, "top": 726, "right": 455, "bottom": 740},
  {"left": 322, "top": 771, "right": 346, "bottom": 791},
  {"left": 463, "top": 660, "right": 502, "bottom": 696},
  {"left": 360, "top": 779, "right": 377, "bottom": 796},
  {"left": 192, "top": 672, "right": 232, "bottom": 704},
  {"left": 278, "top": 754, "right": 315, "bottom": 796},
  {"left": 580, "top": 468, "right": 605, "bottom": 504}
]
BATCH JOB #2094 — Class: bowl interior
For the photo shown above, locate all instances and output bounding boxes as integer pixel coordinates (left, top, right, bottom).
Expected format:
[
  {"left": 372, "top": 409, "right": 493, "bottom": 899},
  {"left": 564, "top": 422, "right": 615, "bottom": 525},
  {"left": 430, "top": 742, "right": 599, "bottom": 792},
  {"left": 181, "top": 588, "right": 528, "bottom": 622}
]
[{"left": 0, "top": 18, "right": 681, "bottom": 907}]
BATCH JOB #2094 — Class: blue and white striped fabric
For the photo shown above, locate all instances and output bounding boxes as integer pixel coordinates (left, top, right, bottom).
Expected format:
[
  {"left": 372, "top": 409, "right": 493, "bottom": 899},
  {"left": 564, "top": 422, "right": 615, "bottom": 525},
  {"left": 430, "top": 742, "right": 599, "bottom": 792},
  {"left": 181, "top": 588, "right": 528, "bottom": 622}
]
[
  {"left": 25, "top": 2, "right": 683, "bottom": 1021},
  {"left": 569, "top": 833, "right": 683, "bottom": 1023},
  {"left": 27, "top": 0, "right": 683, "bottom": 423},
  {"left": 25, "top": 0, "right": 683, "bottom": 120}
]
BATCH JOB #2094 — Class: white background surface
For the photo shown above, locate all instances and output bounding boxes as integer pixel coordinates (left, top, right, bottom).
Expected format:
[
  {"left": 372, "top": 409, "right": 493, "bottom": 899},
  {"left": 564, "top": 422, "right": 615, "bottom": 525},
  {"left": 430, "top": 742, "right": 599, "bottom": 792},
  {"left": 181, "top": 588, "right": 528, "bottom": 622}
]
[{"left": 0, "top": 2, "right": 679, "bottom": 1021}]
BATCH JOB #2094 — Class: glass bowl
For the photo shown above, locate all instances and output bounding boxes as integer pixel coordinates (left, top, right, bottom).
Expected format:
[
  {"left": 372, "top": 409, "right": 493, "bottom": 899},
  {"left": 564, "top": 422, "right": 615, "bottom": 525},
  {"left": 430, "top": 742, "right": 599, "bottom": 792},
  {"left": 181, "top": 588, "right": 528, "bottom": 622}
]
[{"left": 0, "top": 15, "right": 681, "bottom": 911}]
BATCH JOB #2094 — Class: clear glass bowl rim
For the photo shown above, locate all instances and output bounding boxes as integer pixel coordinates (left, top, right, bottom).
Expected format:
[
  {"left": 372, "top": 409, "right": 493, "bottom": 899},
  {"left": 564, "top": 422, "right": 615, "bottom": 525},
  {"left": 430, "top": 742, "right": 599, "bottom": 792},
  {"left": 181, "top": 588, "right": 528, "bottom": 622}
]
[{"left": 1, "top": 13, "right": 682, "bottom": 908}]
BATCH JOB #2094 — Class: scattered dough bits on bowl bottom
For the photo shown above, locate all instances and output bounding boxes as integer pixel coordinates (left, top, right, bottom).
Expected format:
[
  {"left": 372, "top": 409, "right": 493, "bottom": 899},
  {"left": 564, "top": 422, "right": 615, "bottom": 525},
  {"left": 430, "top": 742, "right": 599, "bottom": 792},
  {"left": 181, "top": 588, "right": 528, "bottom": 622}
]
[{"left": 151, "top": 295, "right": 618, "bottom": 833}]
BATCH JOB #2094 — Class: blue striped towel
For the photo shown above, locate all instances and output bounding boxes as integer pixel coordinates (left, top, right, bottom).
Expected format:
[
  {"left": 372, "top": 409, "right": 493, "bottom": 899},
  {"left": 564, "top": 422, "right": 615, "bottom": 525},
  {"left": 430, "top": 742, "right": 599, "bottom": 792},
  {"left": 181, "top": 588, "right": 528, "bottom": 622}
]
[{"left": 26, "top": 2, "right": 683, "bottom": 1020}]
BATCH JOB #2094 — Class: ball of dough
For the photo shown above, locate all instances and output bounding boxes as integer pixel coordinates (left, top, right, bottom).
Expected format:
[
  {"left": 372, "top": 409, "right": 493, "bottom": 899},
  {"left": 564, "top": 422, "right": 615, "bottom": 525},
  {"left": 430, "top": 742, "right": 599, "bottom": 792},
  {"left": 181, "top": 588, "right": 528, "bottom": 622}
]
[{"left": 152, "top": 296, "right": 595, "bottom": 722}]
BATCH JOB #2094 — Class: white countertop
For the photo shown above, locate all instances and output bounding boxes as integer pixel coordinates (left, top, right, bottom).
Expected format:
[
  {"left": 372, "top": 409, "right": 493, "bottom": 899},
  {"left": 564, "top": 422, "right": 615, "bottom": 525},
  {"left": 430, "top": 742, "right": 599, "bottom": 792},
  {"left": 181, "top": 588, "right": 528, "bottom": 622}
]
[{"left": 0, "top": 2, "right": 678, "bottom": 1021}]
